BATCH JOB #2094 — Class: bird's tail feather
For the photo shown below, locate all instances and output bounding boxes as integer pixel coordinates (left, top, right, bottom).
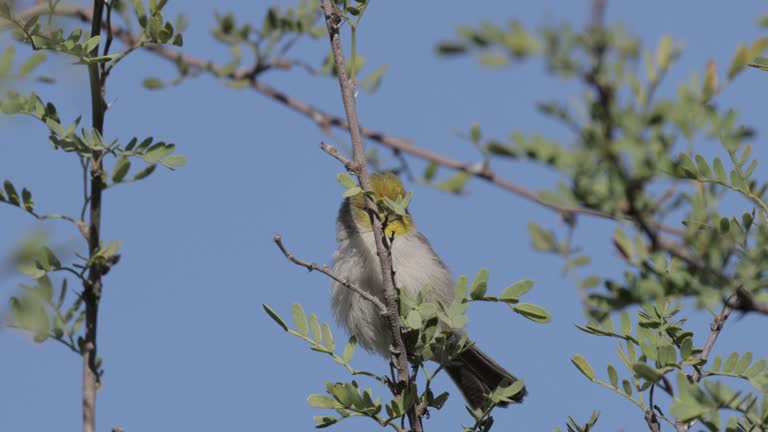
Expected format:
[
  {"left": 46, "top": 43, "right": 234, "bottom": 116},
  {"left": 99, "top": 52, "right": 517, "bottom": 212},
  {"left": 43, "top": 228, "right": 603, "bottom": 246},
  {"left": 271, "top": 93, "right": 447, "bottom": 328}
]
[{"left": 445, "top": 345, "right": 526, "bottom": 410}]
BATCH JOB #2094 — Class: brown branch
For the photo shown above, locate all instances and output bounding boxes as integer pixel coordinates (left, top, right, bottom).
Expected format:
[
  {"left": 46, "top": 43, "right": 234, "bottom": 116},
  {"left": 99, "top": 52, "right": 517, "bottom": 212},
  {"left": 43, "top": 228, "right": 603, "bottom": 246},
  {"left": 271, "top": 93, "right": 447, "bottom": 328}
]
[
  {"left": 644, "top": 384, "right": 662, "bottom": 432},
  {"left": 8, "top": 3, "right": 685, "bottom": 239},
  {"left": 320, "top": 142, "right": 355, "bottom": 172},
  {"left": 272, "top": 235, "right": 387, "bottom": 315},
  {"left": 674, "top": 301, "right": 733, "bottom": 432},
  {"left": 82, "top": 2, "right": 107, "bottom": 432},
  {"left": 318, "top": 2, "right": 421, "bottom": 431}
]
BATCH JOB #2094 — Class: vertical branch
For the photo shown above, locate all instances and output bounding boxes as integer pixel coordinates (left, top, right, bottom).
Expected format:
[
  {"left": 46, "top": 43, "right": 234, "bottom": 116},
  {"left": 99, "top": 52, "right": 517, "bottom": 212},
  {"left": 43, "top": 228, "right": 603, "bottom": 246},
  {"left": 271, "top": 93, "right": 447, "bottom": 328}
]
[
  {"left": 318, "top": 1, "right": 421, "bottom": 431},
  {"left": 83, "top": 1, "right": 106, "bottom": 432},
  {"left": 674, "top": 303, "right": 733, "bottom": 432}
]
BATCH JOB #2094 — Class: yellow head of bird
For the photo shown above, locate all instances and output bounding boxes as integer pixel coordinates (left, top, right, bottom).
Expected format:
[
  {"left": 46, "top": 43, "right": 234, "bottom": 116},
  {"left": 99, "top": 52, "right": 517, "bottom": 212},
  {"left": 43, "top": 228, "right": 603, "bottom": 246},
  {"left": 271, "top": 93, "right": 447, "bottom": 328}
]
[{"left": 348, "top": 173, "right": 415, "bottom": 237}]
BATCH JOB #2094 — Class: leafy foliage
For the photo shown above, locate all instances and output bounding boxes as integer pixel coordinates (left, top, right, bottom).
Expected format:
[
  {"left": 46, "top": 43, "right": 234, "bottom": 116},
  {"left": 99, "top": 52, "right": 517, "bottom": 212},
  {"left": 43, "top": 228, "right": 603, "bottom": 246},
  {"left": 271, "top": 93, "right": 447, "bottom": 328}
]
[
  {"left": 264, "top": 263, "right": 546, "bottom": 430},
  {"left": 434, "top": 12, "right": 768, "bottom": 430},
  {"left": 0, "top": 0, "right": 185, "bottom": 385}
]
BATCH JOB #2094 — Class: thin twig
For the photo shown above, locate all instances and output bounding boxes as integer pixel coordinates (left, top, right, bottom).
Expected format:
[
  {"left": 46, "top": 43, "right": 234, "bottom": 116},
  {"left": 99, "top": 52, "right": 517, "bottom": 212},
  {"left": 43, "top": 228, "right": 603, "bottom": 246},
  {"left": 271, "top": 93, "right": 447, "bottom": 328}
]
[
  {"left": 272, "top": 235, "right": 387, "bottom": 315},
  {"left": 674, "top": 301, "right": 733, "bottom": 432},
  {"left": 644, "top": 384, "right": 661, "bottom": 432},
  {"left": 320, "top": 142, "right": 355, "bottom": 172}
]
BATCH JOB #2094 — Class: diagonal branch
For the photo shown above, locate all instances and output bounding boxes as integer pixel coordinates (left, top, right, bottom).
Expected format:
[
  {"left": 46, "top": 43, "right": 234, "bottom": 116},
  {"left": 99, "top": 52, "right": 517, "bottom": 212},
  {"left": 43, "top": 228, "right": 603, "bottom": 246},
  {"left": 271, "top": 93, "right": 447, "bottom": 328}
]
[
  {"left": 10, "top": 2, "right": 685, "bottom": 238},
  {"left": 272, "top": 235, "right": 387, "bottom": 315}
]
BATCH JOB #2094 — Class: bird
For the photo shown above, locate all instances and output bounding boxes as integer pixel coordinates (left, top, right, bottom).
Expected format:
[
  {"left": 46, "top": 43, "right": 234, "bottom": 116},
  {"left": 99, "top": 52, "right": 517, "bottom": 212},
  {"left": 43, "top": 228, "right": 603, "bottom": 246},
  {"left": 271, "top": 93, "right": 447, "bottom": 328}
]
[{"left": 331, "top": 172, "right": 526, "bottom": 409}]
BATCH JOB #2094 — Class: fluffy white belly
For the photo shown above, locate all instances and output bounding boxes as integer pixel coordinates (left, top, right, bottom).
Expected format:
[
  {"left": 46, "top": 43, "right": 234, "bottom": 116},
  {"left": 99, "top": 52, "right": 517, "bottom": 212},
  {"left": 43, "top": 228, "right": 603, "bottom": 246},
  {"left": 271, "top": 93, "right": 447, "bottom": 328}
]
[{"left": 331, "top": 228, "right": 454, "bottom": 356}]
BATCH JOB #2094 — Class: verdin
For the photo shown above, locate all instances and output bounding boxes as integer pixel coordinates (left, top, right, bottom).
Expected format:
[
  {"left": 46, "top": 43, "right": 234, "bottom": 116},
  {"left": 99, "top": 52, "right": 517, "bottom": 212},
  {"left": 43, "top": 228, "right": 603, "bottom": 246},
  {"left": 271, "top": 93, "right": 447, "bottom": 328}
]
[{"left": 331, "top": 172, "right": 526, "bottom": 409}]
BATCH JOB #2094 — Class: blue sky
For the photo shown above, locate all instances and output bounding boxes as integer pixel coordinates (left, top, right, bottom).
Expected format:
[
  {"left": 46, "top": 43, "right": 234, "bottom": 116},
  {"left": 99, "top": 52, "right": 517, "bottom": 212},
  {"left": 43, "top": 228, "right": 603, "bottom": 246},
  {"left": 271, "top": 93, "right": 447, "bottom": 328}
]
[{"left": 1, "top": 1, "right": 767, "bottom": 431}]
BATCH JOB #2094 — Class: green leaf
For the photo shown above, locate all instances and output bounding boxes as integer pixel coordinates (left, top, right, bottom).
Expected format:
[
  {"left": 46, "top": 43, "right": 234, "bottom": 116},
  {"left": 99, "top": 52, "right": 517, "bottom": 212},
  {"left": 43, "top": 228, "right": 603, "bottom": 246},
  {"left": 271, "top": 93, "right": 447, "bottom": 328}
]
[
  {"left": 744, "top": 159, "right": 758, "bottom": 178},
  {"left": 694, "top": 155, "right": 712, "bottom": 178},
  {"left": 291, "top": 303, "right": 308, "bottom": 336},
  {"left": 423, "top": 162, "right": 438, "bottom": 182},
  {"left": 579, "top": 276, "right": 601, "bottom": 290},
  {"left": 469, "top": 268, "right": 489, "bottom": 299},
  {"left": 713, "top": 157, "right": 727, "bottom": 182},
  {"left": 622, "top": 379, "right": 633, "bottom": 396},
  {"left": 434, "top": 172, "right": 469, "bottom": 194},
  {"left": 680, "top": 337, "right": 693, "bottom": 360},
  {"left": 670, "top": 401, "right": 708, "bottom": 422},
  {"left": 470, "top": 122, "right": 481, "bottom": 143},
  {"left": 572, "top": 354, "right": 595, "bottom": 380},
  {"left": 337, "top": 173, "right": 357, "bottom": 189},
  {"left": 744, "top": 359, "right": 766, "bottom": 377},
  {"left": 497, "top": 380, "right": 525, "bottom": 402},
  {"left": 132, "top": 0, "right": 148, "bottom": 27},
  {"left": 309, "top": 313, "right": 322, "bottom": 344},
  {"left": 429, "top": 391, "right": 449, "bottom": 409},
  {"left": 341, "top": 186, "right": 361, "bottom": 198},
  {"left": 677, "top": 153, "right": 698, "bottom": 178},
  {"left": 512, "top": 302, "right": 550, "bottom": 323},
  {"left": 723, "top": 352, "right": 738, "bottom": 373},
  {"left": 711, "top": 354, "right": 722, "bottom": 372},
  {"left": 21, "top": 188, "right": 33, "bottom": 212},
  {"left": 752, "top": 57, "right": 768, "bottom": 72},
  {"left": 313, "top": 415, "right": 339, "bottom": 428},
  {"left": 342, "top": 336, "right": 356, "bottom": 362},
  {"left": 358, "top": 64, "right": 388, "bottom": 93},
  {"left": 613, "top": 228, "right": 632, "bottom": 260},
  {"left": 308, "top": 394, "right": 337, "bottom": 409},
  {"left": 322, "top": 322, "right": 334, "bottom": 352},
  {"left": 436, "top": 43, "right": 467, "bottom": 55},
  {"left": 719, "top": 217, "right": 730, "bottom": 234},
  {"left": 143, "top": 142, "right": 175, "bottom": 163},
  {"left": 405, "top": 310, "right": 422, "bottom": 329},
  {"left": 4, "top": 180, "right": 19, "bottom": 205},
  {"left": 658, "top": 344, "right": 676, "bottom": 367},
  {"left": 142, "top": 77, "right": 165, "bottom": 89},
  {"left": 620, "top": 311, "right": 631, "bottom": 336},
  {"left": 633, "top": 363, "right": 661, "bottom": 382},
  {"left": 607, "top": 364, "right": 618, "bottom": 388},
  {"left": 112, "top": 158, "right": 131, "bottom": 183},
  {"left": 478, "top": 53, "right": 508, "bottom": 67},
  {"left": 485, "top": 141, "right": 516, "bottom": 157},
  {"left": 657, "top": 35, "right": 674, "bottom": 68},
  {"left": 735, "top": 352, "right": 753, "bottom": 374},
  {"left": 529, "top": 222, "right": 557, "bottom": 251},
  {"left": 569, "top": 255, "right": 591, "bottom": 267},
  {"left": 136, "top": 137, "right": 154, "bottom": 152},
  {"left": 0, "top": 45, "right": 14, "bottom": 75},
  {"left": 500, "top": 279, "right": 534, "bottom": 301},
  {"left": 132, "top": 164, "right": 157, "bottom": 181},
  {"left": 728, "top": 44, "right": 750, "bottom": 80},
  {"left": 454, "top": 275, "right": 468, "bottom": 300},
  {"left": 163, "top": 155, "right": 187, "bottom": 168},
  {"left": 18, "top": 52, "right": 46, "bottom": 77},
  {"left": 82, "top": 35, "right": 101, "bottom": 54},
  {"left": 35, "top": 275, "right": 54, "bottom": 302}
]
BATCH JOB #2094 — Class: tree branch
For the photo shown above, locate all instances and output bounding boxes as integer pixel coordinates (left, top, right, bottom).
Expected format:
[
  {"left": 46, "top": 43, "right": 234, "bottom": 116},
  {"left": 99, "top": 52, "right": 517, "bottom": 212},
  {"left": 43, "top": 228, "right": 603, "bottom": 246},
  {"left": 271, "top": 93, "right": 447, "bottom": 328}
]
[
  {"left": 7, "top": 2, "right": 685, "bottom": 240},
  {"left": 83, "top": 1, "right": 106, "bottom": 432},
  {"left": 318, "top": 2, "right": 421, "bottom": 431},
  {"left": 674, "top": 301, "right": 733, "bottom": 432},
  {"left": 272, "top": 235, "right": 387, "bottom": 315}
]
